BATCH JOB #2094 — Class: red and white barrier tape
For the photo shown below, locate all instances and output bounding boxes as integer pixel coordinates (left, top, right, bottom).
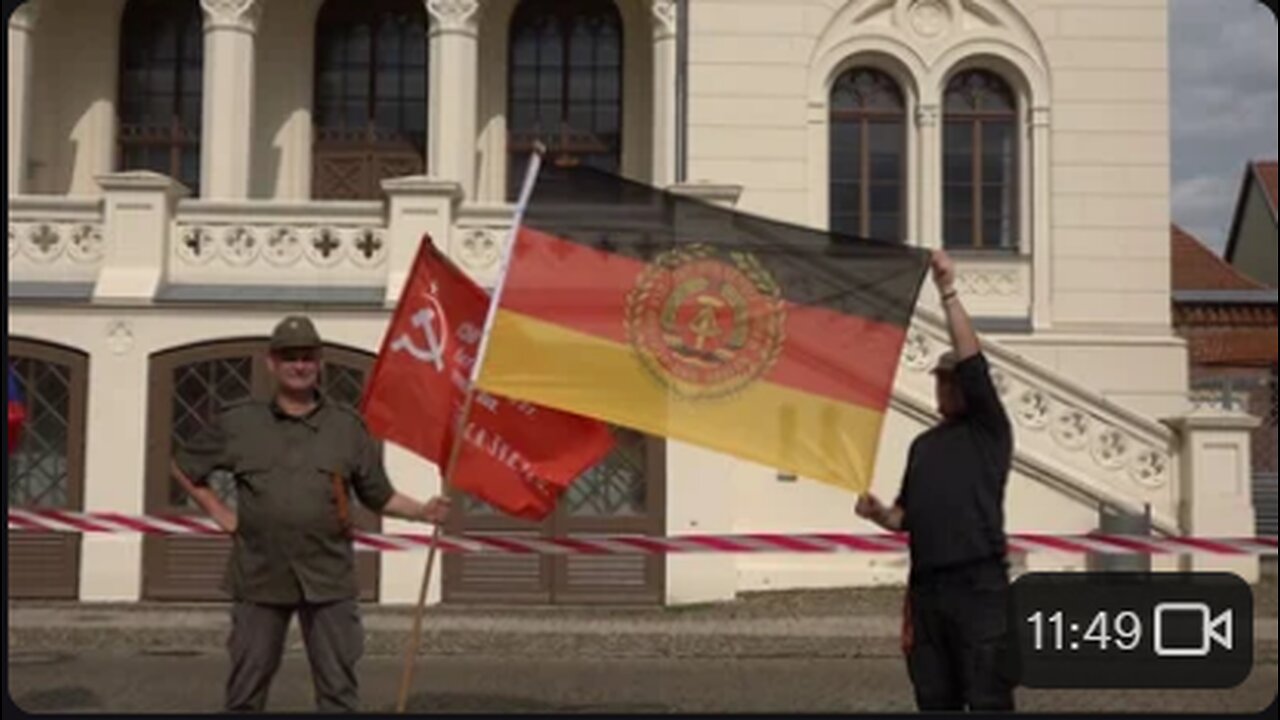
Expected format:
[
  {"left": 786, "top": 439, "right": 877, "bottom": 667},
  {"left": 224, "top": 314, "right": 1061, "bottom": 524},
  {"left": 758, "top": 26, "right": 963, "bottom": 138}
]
[
  {"left": 5, "top": 504, "right": 1274, "bottom": 556},
  {"left": 7, "top": 509, "right": 1278, "bottom": 556}
]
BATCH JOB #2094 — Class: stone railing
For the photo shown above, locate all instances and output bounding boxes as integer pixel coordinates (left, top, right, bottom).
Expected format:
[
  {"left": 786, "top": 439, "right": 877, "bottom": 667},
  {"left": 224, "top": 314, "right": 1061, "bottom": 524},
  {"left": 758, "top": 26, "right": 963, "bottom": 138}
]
[
  {"left": 6, "top": 173, "right": 471, "bottom": 302},
  {"left": 169, "top": 200, "right": 387, "bottom": 287},
  {"left": 7, "top": 196, "right": 107, "bottom": 284},
  {"left": 450, "top": 203, "right": 514, "bottom": 288},
  {"left": 897, "top": 310, "right": 1182, "bottom": 531}
]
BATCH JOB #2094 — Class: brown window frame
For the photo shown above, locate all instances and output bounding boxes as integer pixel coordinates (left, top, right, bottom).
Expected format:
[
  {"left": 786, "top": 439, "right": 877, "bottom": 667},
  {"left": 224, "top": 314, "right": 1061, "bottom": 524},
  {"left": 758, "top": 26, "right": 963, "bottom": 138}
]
[
  {"left": 943, "top": 70, "right": 1020, "bottom": 252},
  {"left": 312, "top": 0, "right": 430, "bottom": 200},
  {"left": 507, "top": 0, "right": 625, "bottom": 199},
  {"left": 117, "top": 0, "right": 204, "bottom": 194},
  {"left": 829, "top": 68, "right": 909, "bottom": 242},
  {"left": 7, "top": 338, "right": 90, "bottom": 600}
]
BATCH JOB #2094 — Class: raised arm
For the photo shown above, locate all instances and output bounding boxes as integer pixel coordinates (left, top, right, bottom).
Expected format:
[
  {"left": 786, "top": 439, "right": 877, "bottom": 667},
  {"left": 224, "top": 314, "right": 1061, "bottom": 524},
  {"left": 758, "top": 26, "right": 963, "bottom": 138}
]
[
  {"left": 931, "top": 250, "right": 1011, "bottom": 439},
  {"left": 931, "top": 250, "right": 980, "bottom": 361}
]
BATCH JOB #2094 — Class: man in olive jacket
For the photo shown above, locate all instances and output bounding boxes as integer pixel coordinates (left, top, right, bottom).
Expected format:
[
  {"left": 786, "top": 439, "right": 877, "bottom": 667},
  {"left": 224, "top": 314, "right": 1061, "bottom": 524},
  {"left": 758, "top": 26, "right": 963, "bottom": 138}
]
[{"left": 174, "top": 315, "right": 451, "bottom": 713}]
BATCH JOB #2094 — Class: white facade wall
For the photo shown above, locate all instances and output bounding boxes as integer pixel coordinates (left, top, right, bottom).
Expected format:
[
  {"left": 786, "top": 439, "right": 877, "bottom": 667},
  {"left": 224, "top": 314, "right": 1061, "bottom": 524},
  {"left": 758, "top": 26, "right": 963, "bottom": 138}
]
[{"left": 8, "top": 0, "right": 1259, "bottom": 604}]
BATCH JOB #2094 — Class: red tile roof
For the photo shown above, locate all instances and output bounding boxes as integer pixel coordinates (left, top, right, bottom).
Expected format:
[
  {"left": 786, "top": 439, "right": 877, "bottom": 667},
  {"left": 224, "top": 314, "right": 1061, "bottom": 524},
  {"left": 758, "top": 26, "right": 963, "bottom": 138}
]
[
  {"left": 1171, "top": 224, "right": 1265, "bottom": 292},
  {"left": 1175, "top": 323, "right": 1279, "bottom": 367}
]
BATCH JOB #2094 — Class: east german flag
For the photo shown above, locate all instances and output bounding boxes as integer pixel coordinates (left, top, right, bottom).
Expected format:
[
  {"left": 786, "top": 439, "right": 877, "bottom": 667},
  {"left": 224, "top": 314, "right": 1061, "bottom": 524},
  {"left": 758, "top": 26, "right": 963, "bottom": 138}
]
[{"left": 475, "top": 165, "right": 930, "bottom": 494}]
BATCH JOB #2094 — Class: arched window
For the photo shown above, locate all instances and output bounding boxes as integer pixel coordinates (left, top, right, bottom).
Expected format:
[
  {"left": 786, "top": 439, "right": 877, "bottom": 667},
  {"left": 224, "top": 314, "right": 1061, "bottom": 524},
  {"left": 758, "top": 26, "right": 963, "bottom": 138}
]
[
  {"left": 143, "top": 340, "right": 380, "bottom": 600},
  {"left": 829, "top": 68, "right": 907, "bottom": 242},
  {"left": 313, "top": 0, "right": 429, "bottom": 200},
  {"left": 117, "top": 0, "right": 204, "bottom": 193},
  {"left": 8, "top": 339, "right": 89, "bottom": 599},
  {"left": 943, "top": 70, "right": 1019, "bottom": 250},
  {"left": 508, "top": 0, "right": 623, "bottom": 199}
]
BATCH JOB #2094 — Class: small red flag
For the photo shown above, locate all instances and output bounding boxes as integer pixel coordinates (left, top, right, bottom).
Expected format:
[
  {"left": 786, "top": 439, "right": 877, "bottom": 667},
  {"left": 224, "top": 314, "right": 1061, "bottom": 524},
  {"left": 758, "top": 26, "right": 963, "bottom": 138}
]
[
  {"left": 361, "top": 237, "right": 615, "bottom": 520},
  {"left": 8, "top": 366, "right": 25, "bottom": 456}
]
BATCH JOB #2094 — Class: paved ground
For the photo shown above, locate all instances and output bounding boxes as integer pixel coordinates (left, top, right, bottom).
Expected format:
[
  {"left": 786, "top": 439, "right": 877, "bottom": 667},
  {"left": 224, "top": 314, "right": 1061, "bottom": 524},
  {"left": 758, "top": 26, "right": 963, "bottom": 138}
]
[
  {"left": 6, "top": 651, "right": 1277, "bottom": 715},
  {"left": 7, "top": 570, "right": 1276, "bottom": 713}
]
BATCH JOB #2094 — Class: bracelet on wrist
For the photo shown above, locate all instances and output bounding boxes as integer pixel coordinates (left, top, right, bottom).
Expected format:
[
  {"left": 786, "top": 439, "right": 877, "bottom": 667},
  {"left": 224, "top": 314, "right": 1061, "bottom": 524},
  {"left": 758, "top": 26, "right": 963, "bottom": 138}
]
[{"left": 940, "top": 289, "right": 959, "bottom": 302}]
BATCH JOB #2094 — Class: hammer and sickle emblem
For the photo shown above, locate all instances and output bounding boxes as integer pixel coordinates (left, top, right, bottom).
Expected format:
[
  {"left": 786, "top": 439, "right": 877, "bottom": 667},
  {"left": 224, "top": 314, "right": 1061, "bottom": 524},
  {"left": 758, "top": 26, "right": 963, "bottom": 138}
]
[{"left": 390, "top": 294, "right": 447, "bottom": 372}]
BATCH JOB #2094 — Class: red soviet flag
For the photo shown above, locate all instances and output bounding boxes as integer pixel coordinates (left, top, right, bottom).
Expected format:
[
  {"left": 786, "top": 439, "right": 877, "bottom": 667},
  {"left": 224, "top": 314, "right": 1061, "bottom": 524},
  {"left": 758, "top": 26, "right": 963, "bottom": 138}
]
[{"left": 361, "top": 237, "right": 615, "bottom": 520}]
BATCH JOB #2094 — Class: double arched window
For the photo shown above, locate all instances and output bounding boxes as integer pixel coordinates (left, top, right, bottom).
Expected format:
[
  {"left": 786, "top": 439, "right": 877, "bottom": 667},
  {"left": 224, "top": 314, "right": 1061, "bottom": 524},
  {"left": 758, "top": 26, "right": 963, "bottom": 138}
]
[{"left": 829, "top": 66, "right": 1021, "bottom": 250}]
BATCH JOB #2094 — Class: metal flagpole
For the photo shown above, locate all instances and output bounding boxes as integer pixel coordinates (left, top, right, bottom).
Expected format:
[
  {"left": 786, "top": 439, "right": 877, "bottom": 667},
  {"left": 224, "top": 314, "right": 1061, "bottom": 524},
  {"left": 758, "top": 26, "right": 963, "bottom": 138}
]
[{"left": 394, "top": 144, "right": 547, "bottom": 714}]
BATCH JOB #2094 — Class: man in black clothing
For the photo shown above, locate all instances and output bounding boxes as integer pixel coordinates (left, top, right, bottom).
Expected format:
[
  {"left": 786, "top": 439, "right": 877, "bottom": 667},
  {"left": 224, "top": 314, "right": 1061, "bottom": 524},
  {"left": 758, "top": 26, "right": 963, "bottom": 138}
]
[{"left": 857, "top": 250, "right": 1017, "bottom": 712}]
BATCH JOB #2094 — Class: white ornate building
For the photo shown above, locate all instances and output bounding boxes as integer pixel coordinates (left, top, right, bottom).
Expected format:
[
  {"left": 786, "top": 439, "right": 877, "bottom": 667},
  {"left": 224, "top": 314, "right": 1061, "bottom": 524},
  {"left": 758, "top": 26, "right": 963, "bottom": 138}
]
[{"left": 5, "top": 0, "right": 1261, "bottom": 606}]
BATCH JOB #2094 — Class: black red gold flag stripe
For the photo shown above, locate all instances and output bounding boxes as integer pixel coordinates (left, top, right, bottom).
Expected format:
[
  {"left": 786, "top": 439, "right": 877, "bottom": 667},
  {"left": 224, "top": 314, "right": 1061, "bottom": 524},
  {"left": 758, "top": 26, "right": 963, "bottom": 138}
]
[{"left": 476, "top": 165, "right": 929, "bottom": 494}]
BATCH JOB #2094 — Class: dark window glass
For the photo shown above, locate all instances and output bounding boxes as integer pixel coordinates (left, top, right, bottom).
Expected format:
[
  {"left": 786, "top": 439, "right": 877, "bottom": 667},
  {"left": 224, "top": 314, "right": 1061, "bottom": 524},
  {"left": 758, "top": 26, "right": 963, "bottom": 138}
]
[
  {"left": 313, "top": 0, "right": 428, "bottom": 199},
  {"left": 118, "top": 0, "right": 204, "bottom": 193},
  {"left": 943, "top": 70, "right": 1019, "bottom": 250},
  {"left": 508, "top": 0, "right": 624, "bottom": 199},
  {"left": 829, "top": 69, "right": 906, "bottom": 242}
]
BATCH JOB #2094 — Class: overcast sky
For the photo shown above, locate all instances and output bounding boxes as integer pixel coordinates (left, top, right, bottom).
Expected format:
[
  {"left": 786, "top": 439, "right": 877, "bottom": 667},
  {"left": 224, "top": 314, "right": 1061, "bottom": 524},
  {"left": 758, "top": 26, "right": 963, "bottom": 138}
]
[{"left": 1170, "top": 0, "right": 1278, "bottom": 253}]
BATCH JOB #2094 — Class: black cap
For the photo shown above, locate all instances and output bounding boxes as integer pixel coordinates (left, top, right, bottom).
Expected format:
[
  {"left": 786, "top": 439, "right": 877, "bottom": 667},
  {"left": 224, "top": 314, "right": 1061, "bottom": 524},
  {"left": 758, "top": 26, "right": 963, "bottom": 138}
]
[
  {"left": 932, "top": 351, "right": 960, "bottom": 375},
  {"left": 270, "top": 315, "right": 322, "bottom": 351}
]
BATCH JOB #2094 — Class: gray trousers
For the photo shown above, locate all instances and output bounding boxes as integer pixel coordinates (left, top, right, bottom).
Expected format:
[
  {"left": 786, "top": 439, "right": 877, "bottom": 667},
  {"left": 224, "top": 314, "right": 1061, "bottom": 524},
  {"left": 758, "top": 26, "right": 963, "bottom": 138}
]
[{"left": 225, "top": 599, "right": 364, "bottom": 713}]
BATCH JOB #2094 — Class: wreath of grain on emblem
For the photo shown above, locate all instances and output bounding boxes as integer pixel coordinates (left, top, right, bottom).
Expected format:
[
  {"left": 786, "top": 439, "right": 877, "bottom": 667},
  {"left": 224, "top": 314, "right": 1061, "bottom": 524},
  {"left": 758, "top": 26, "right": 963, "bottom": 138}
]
[
  {"left": 624, "top": 244, "right": 788, "bottom": 395},
  {"left": 729, "top": 249, "right": 787, "bottom": 378}
]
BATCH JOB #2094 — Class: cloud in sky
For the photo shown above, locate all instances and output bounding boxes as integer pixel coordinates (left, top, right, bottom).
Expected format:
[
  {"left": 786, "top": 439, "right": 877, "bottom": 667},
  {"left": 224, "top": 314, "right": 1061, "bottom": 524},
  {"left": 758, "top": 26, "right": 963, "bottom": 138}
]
[{"left": 1170, "top": 0, "right": 1278, "bottom": 252}]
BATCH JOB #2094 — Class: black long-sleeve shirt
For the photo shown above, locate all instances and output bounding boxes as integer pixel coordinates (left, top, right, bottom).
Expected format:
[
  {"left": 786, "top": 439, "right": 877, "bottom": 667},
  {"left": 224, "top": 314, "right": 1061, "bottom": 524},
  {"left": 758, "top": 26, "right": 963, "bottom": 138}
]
[{"left": 896, "top": 354, "right": 1013, "bottom": 576}]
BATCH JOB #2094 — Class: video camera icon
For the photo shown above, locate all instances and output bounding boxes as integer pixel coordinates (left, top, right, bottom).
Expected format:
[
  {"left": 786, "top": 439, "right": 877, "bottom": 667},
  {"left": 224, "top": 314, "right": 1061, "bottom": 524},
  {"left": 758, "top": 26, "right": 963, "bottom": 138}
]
[{"left": 1153, "top": 603, "right": 1234, "bottom": 658}]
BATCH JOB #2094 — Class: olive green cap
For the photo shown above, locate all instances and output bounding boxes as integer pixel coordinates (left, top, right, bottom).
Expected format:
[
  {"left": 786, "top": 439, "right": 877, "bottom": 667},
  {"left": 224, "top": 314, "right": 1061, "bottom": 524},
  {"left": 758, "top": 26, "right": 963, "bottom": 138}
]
[{"left": 270, "top": 315, "right": 322, "bottom": 351}]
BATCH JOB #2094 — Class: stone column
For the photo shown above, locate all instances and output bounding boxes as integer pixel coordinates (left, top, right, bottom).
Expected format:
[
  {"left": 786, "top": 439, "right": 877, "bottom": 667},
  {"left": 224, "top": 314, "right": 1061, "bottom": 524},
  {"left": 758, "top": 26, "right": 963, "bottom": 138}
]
[
  {"left": 79, "top": 315, "right": 149, "bottom": 602},
  {"left": 915, "top": 103, "right": 941, "bottom": 251},
  {"left": 199, "top": 0, "right": 263, "bottom": 199},
  {"left": 651, "top": 0, "right": 679, "bottom": 187},
  {"left": 1169, "top": 407, "right": 1261, "bottom": 583},
  {"left": 1030, "top": 106, "right": 1054, "bottom": 330},
  {"left": 7, "top": 0, "right": 41, "bottom": 194},
  {"left": 426, "top": 0, "right": 482, "bottom": 198},
  {"left": 915, "top": 103, "right": 944, "bottom": 308}
]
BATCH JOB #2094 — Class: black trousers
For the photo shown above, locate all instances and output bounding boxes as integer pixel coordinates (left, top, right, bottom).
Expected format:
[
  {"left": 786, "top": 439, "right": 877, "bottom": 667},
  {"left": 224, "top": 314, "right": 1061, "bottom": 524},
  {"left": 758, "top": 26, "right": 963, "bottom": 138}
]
[
  {"left": 906, "top": 560, "right": 1017, "bottom": 712},
  {"left": 225, "top": 599, "right": 365, "bottom": 713}
]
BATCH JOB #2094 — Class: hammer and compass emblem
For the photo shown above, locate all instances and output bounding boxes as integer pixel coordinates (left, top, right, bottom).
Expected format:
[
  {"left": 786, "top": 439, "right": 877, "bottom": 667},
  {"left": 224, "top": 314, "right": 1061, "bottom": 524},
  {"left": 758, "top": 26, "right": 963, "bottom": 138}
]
[{"left": 391, "top": 285, "right": 448, "bottom": 372}]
